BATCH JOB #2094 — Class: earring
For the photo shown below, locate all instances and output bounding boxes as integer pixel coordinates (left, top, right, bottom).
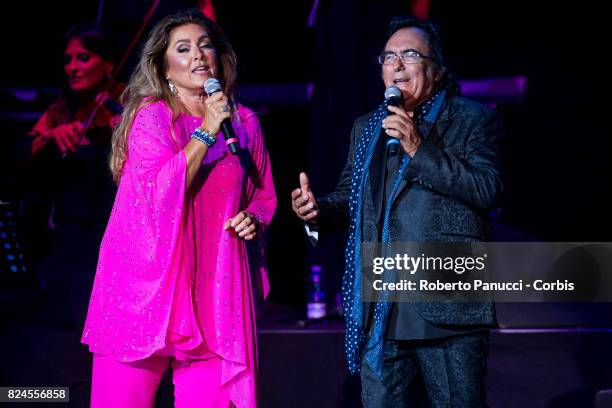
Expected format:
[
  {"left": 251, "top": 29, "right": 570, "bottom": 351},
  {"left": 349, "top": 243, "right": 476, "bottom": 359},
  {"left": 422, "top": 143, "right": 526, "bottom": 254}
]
[{"left": 167, "top": 79, "right": 178, "bottom": 96}]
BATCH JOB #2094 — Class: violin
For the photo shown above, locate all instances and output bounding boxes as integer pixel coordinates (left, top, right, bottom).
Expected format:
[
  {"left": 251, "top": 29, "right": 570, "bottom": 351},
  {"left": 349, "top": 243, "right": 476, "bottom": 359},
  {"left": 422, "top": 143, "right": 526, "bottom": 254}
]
[
  {"left": 60, "top": 0, "right": 159, "bottom": 156},
  {"left": 72, "top": 82, "right": 125, "bottom": 147}
]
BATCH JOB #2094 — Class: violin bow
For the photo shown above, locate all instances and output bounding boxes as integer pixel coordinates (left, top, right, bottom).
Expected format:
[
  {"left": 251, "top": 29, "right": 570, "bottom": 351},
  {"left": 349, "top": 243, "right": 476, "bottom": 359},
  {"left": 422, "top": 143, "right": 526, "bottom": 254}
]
[{"left": 81, "top": 0, "right": 161, "bottom": 132}]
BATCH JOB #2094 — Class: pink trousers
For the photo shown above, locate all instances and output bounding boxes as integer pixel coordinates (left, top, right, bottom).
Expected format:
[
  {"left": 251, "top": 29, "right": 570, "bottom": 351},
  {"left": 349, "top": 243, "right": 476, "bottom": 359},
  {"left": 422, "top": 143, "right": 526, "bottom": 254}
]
[{"left": 91, "top": 353, "right": 231, "bottom": 408}]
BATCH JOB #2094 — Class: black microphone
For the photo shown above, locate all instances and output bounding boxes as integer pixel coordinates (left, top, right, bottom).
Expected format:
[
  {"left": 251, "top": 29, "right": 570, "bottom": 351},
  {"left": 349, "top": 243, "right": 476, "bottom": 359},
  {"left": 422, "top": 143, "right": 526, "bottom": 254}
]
[
  {"left": 204, "top": 78, "right": 240, "bottom": 155},
  {"left": 384, "top": 85, "right": 403, "bottom": 156}
]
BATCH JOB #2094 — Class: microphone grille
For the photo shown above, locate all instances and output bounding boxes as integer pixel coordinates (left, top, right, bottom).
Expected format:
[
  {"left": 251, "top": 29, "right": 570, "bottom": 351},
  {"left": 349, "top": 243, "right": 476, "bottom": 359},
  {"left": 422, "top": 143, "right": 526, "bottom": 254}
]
[
  {"left": 384, "top": 85, "right": 402, "bottom": 100},
  {"left": 204, "top": 78, "right": 222, "bottom": 95}
]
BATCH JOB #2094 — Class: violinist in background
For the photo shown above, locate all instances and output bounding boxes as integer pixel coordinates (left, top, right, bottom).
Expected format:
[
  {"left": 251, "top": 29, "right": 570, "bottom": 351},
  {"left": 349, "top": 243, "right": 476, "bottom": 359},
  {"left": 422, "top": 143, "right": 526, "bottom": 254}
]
[{"left": 23, "top": 22, "right": 123, "bottom": 328}]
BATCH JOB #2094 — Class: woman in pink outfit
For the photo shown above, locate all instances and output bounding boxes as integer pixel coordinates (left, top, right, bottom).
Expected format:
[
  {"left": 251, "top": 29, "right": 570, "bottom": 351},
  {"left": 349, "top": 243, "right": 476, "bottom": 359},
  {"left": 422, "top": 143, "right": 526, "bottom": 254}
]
[{"left": 81, "top": 9, "right": 276, "bottom": 408}]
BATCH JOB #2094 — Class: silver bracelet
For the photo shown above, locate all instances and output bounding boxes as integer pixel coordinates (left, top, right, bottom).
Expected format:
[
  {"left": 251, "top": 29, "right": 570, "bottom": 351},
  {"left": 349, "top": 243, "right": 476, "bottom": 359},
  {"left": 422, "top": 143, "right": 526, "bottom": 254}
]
[{"left": 191, "top": 127, "right": 216, "bottom": 146}]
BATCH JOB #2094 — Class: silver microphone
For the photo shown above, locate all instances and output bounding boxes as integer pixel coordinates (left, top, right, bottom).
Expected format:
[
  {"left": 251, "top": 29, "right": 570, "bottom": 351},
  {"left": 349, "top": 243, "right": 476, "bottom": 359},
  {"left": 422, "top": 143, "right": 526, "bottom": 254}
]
[{"left": 384, "top": 86, "right": 403, "bottom": 156}]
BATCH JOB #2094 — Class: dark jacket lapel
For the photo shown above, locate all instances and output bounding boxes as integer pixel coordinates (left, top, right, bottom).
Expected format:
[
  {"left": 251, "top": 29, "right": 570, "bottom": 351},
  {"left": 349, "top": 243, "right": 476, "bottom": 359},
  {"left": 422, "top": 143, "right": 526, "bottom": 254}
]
[
  {"left": 390, "top": 99, "right": 452, "bottom": 211},
  {"left": 368, "top": 134, "right": 387, "bottom": 226}
]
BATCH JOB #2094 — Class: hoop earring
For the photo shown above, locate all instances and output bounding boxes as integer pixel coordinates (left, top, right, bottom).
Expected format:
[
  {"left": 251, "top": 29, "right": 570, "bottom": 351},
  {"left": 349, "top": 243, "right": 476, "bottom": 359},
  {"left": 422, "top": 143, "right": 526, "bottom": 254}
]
[{"left": 167, "top": 79, "right": 178, "bottom": 96}]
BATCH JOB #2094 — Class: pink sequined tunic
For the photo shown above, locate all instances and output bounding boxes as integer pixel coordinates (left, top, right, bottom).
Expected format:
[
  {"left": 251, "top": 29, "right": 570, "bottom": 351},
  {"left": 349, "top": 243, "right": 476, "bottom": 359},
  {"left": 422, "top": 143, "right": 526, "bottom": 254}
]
[{"left": 82, "top": 100, "right": 276, "bottom": 407}]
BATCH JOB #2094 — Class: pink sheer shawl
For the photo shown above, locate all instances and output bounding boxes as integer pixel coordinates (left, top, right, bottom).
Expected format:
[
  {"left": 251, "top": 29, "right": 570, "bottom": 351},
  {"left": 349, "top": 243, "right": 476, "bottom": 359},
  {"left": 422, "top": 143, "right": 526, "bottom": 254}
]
[{"left": 82, "top": 100, "right": 276, "bottom": 407}]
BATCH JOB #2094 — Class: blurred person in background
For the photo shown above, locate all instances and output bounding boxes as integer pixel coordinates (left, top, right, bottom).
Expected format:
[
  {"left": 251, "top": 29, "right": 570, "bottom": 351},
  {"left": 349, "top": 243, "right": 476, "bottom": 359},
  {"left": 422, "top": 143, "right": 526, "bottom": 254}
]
[{"left": 22, "top": 22, "right": 123, "bottom": 328}]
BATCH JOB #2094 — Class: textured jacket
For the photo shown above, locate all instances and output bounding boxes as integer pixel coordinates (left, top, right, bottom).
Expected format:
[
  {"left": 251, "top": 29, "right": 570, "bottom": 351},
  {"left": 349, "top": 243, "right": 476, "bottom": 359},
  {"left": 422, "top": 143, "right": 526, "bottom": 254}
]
[{"left": 318, "top": 95, "right": 503, "bottom": 326}]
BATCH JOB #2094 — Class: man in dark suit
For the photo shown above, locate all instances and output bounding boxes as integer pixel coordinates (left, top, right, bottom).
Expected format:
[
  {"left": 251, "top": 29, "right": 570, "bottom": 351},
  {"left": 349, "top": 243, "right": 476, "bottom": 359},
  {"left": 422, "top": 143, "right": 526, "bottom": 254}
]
[{"left": 291, "top": 15, "right": 503, "bottom": 407}]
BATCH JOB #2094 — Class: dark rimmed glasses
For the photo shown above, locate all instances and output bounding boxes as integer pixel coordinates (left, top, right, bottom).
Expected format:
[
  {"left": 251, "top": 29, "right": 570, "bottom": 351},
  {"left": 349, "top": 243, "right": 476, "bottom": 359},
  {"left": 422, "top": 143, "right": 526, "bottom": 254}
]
[{"left": 378, "top": 49, "right": 437, "bottom": 65}]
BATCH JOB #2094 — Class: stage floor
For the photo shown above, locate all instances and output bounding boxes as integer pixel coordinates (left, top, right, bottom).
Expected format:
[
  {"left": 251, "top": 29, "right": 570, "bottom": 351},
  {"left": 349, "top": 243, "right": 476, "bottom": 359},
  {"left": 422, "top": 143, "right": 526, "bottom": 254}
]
[{"left": 2, "top": 304, "right": 612, "bottom": 407}]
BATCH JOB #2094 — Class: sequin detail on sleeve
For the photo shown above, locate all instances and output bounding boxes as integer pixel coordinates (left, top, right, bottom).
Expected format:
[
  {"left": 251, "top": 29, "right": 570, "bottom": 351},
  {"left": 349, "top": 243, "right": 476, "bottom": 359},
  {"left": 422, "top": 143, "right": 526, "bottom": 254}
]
[{"left": 82, "top": 101, "right": 276, "bottom": 408}]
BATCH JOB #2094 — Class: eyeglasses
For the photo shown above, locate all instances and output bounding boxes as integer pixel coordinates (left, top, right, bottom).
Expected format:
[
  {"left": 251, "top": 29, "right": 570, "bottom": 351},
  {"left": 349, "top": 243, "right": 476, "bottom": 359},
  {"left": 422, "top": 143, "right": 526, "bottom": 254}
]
[{"left": 378, "top": 49, "right": 437, "bottom": 66}]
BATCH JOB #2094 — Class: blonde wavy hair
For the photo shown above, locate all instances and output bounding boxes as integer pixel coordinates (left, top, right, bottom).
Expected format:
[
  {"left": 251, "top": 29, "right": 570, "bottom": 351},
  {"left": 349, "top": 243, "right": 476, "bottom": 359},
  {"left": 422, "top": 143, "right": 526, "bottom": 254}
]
[{"left": 110, "top": 9, "right": 237, "bottom": 182}]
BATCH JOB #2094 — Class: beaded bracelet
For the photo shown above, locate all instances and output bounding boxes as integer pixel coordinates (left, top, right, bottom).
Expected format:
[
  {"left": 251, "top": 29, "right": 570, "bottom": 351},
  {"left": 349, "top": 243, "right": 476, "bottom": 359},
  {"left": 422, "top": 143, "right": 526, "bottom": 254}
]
[{"left": 191, "top": 127, "right": 216, "bottom": 146}]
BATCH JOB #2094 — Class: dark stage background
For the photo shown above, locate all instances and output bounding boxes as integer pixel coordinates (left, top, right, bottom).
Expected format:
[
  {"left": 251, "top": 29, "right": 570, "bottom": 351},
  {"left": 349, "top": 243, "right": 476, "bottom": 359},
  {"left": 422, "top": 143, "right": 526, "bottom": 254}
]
[
  {"left": 1, "top": 0, "right": 611, "bottom": 407},
  {"left": 2, "top": 0, "right": 609, "bottom": 303}
]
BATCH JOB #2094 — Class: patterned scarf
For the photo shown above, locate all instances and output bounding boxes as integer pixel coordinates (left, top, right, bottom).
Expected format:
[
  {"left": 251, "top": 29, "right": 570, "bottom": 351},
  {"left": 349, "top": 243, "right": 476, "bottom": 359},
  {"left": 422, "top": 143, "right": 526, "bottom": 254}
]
[{"left": 342, "top": 89, "right": 447, "bottom": 378}]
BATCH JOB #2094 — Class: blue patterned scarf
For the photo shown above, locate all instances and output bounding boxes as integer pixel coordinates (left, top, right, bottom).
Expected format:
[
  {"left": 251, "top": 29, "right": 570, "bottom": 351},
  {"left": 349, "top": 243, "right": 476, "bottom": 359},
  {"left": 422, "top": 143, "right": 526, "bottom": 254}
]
[{"left": 342, "top": 89, "right": 447, "bottom": 378}]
